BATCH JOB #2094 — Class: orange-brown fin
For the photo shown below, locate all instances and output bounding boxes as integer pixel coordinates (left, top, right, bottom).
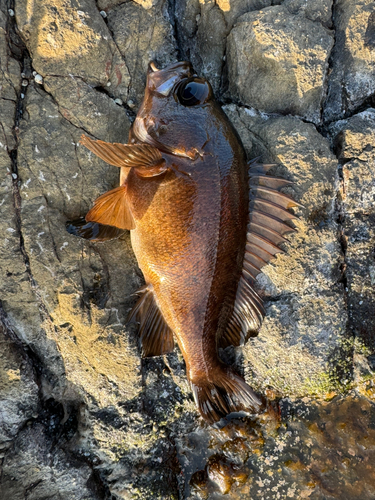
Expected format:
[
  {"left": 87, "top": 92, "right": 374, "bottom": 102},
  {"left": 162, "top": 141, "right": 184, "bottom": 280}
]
[
  {"left": 80, "top": 134, "right": 164, "bottom": 169},
  {"left": 86, "top": 184, "right": 135, "bottom": 230},
  {"left": 128, "top": 284, "right": 174, "bottom": 357},
  {"left": 190, "top": 366, "right": 263, "bottom": 424},
  {"left": 221, "top": 277, "right": 265, "bottom": 348},
  {"left": 66, "top": 218, "right": 126, "bottom": 241},
  {"left": 220, "top": 160, "right": 301, "bottom": 349}
]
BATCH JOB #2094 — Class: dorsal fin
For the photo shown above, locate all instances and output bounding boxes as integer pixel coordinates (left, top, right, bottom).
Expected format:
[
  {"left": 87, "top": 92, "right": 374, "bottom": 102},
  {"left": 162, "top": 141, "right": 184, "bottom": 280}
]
[
  {"left": 128, "top": 284, "right": 175, "bottom": 357},
  {"left": 80, "top": 134, "right": 164, "bottom": 169},
  {"left": 219, "top": 160, "right": 300, "bottom": 349},
  {"left": 86, "top": 183, "right": 135, "bottom": 230}
]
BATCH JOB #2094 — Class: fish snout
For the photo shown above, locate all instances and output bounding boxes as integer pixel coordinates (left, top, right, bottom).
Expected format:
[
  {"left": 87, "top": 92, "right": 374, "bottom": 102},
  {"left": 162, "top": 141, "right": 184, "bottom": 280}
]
[{"left": 147, "top": 61, "right": 195, "bottom": 97}]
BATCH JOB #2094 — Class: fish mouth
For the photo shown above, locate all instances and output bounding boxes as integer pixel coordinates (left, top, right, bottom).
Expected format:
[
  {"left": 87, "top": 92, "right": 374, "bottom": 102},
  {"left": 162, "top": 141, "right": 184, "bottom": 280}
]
[
  {"left": 147, "top": 60, "right": 194, "bottom": 96},
  {"left": 133, "top": 61, "right": 200, "bottom": 159}
]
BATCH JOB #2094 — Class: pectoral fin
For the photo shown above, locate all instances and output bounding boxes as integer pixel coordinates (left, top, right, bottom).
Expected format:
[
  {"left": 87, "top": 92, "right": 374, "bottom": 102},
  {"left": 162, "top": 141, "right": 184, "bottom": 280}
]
[
  {"left": 80, "top": 134, "right": 165, "bottom": 170},
  {"left": 86, "top": 183, "right": 135, "bottom": 230}
]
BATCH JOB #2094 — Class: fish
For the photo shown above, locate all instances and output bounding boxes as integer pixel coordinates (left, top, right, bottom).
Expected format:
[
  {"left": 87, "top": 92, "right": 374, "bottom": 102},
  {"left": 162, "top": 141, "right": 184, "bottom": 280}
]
[{"left": 67, "top": 61, "right": 300, "bottom": 424}]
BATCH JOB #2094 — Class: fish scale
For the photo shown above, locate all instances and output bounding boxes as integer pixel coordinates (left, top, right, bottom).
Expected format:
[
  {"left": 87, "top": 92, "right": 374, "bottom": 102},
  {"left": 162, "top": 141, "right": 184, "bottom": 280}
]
[{"left": 66, "top": 61, "right": 300, "bottom": 424}]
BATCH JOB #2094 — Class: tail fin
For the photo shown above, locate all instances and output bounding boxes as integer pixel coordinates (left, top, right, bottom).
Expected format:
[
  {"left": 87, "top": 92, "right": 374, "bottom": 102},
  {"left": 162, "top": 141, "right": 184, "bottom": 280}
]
[{"left": 190, "top": 368, "right": 263, "bottom": 424}]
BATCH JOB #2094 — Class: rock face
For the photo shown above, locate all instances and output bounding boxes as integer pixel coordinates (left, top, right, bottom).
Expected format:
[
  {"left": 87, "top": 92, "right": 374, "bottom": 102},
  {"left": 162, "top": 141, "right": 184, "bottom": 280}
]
[
  {"left": 324, "top": 0, "right": 375, "bottom": 122},
  {"left": 0, "top": 0, "right": 374, "bottom": 499},
  {"left": 227, "top": 2, "right": 334, "bottom": 123}
]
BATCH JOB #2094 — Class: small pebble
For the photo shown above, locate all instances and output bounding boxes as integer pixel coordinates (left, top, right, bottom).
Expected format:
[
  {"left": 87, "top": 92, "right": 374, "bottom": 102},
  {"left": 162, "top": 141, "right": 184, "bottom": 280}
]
[
  {"left": 32, "top": 71, "right": 37, "bottom": 77},
  {"left": 127, "top": 99, "right": 135, "bottom": 108},
  {"left": 8, "top": 9, "right": 14, "bottom": 16},
  {"left": 12, "top": 173, "right": 17, "bottom": 180},
  {"left": 114, "top": 98, "right": 123, "bottom": 106},
  {"left": 21, "top": 72, "right": 26, "bottom": 78},
  {"left": 21, "top": 93, "right": 25, "bottom": 99},
  {"left": 100, "top": 10, "right": 107, "bottom": 18},
  {"left": 21, "top": 79, "right": 28, "bottom": 87},
  {"left": 106, "top": 81, "right": 111, "bottom": 87},
  {"left": 34, "top": 74, "right": 43, "bottom": 84}
]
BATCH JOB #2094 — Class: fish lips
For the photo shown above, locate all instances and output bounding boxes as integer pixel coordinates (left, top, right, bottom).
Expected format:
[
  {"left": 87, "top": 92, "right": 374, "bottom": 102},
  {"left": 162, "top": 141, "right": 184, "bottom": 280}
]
[{"left": 147, "top": 60, "right": 195, "bottom": 97}]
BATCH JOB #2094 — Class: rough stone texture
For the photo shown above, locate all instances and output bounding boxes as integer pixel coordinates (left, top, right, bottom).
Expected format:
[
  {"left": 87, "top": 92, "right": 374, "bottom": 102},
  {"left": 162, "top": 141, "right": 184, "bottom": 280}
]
[
  {"left": 0, "top": 0, "right": 375, "bottom": 498},
  {"left": 0, "top": 423, "right": 99, "bottom": 500},
  {"left": 223, "top": 105, "right": 348, "bottom": 395},
  {"left": 15, "top": 0, "right": 131, "bottom": 99},
  {"left": 324, "top": 0, "right": 375, "bottom": 123},
  {"left": 0, "top": 326, "right": 38, "bottom": 457},
  {"left": 283, "top": 0, "right": 333, "bottom": 26},
  {"left": 227, "top": 3, "right": 334, "bottom": 123},
  {"left": 107, "top": 0, "right": 177, "bottom": 107},
  {"left": 330, "top": 110, "right": 375, "bottom": 389}
]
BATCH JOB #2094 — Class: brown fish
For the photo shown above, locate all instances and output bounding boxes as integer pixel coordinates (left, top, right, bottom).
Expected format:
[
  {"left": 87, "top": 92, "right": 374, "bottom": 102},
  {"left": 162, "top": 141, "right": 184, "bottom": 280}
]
[{"left": 67, "top": 61, "right": 300, "bottom": 424}]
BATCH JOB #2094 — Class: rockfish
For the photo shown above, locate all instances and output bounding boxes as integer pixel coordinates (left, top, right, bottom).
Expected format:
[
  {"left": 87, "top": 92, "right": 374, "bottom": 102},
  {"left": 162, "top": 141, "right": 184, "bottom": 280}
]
[{"left": 67, "top": 61, "right": 299, "bottom": 423}]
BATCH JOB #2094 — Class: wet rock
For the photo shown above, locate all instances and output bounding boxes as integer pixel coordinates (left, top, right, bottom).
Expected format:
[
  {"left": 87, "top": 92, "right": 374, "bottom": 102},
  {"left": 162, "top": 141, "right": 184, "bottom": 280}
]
[
  {"left": 227, "top": 4, "right": 334, "bottom": 123},
  {"left": 107, "top": 0, "right": 177, "bottom": 107},
  {"left": 223, "top": 105, "right": 348, "bottom": 396},
  {"left": 181, "top": 395, "right": 375, "bottom": 499},
  {"left": 324, "top": 0, "right": 375, "bottom": 122}
]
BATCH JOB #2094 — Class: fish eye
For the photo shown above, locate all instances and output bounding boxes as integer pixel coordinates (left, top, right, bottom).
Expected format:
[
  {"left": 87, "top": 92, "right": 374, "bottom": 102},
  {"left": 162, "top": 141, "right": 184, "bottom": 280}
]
[{"left": 176, "top": 77, "right": 212, "bottom": 106}]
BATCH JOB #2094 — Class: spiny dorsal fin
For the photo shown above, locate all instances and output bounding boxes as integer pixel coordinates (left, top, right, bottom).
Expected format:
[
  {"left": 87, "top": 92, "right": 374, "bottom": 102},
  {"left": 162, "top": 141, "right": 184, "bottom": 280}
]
[
  {"left": 86, "top": 183, "right": 135, "bottom": 230},
  {"left": 80, "top": 134, "right": 164, "bottom": 169},
  {"left": 128, "top": 284, "right": 175, "bottom": 357},
  {"left": 220, "top": 160, "right": 300, "bottom": 348}
]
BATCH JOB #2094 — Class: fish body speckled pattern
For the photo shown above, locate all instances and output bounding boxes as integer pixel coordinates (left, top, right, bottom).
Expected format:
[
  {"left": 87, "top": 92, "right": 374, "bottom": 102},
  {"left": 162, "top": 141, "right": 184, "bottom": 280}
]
[{"left": 67, "top": 62, "right": 300, "bottom": 423}]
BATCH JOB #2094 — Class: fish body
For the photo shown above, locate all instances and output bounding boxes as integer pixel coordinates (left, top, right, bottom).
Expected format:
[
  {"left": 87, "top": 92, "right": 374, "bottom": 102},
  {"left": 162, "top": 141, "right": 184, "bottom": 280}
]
[{"left": 68, "top": 62, "right": 299, "bottom": 423}]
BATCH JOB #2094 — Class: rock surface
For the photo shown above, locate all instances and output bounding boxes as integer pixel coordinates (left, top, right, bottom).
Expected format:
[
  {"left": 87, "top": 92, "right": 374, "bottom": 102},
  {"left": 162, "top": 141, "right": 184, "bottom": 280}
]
[
  {"left": 324, "top": 0, "right": 375, "bottom": 122},
  {"left": 0, "top": 0, "right": 374, "bottom": 499},
  {"left": 226, "top": 2, "right": 334, "bottom": 123}
]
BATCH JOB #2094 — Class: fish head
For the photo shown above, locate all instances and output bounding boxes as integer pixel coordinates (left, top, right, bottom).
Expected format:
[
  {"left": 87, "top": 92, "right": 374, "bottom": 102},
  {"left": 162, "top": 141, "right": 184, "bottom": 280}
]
[{"left": 131, "top": 61, "right": 218, "bottom": 160}]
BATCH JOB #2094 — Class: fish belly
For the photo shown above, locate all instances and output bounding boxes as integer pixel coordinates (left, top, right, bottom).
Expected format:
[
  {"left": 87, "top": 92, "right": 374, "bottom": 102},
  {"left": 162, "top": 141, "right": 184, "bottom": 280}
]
[{"left": 129, "top": 153, "right": 247, "bottom": 380}]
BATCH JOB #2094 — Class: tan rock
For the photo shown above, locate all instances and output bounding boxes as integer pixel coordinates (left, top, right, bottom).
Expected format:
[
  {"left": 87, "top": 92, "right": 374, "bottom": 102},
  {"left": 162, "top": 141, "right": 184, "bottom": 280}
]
[
  {"left": 283, "top": 0, "right": 333, "bottom": 26},
  {"left": 43, "top": 76, "right": 131, "bottom": 142},
  {"left": 15, "top": 0, "right": 130, "bottom": 98},
  {"left": 0, "top": 329, "right": 38, "bottom": 454},
  {"left": 107, "top": 0, "right": 177, "bottom": 106},
  {"left": 224, "top": 105, "right": 348, "bottom": 395},
  {"left": 331, "top": 109, "right": 375, "bottom": 373},
  {"left": 227, "top": 5, "right": 334, "bottom": 123},
  {"left": 324, "top": 0, "right": 375, "bottom": 121}
]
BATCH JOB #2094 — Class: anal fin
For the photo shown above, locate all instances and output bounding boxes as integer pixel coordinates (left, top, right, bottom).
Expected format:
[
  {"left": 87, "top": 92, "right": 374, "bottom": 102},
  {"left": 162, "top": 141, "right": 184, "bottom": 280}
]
[{"left": 128, "top": 284, "right": 175, "bottom": 357}]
